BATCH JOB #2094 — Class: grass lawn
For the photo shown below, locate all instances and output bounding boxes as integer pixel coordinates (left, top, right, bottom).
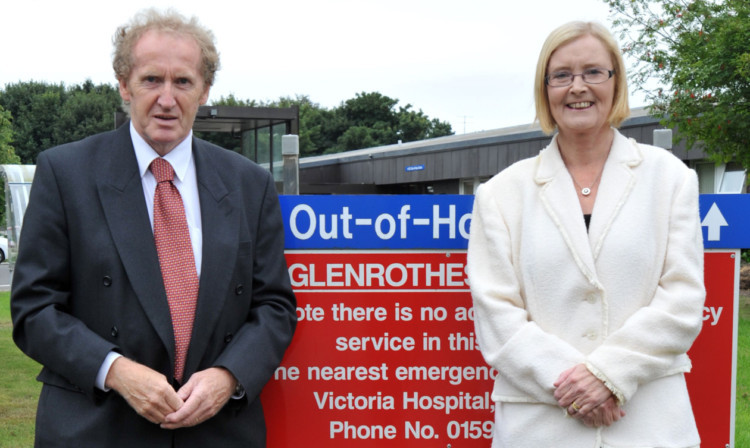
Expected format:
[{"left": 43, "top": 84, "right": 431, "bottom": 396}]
[
  {"left": 1, "top": 291, "right": 749, "bottom": 446},
  {"left": 736, "top": 289, "right": 750, "bottom": 447},
  {"left": 0, "top": 291, "right": 41, "bottom": 447}
]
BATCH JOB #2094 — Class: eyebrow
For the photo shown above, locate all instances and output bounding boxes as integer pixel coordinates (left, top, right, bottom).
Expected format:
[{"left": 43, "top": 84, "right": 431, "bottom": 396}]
[{"left": 548, "top": 63, "right": 609, "bottom": 72}]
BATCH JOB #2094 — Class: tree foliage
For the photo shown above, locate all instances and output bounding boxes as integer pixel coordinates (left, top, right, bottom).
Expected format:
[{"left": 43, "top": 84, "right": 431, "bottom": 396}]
[
  {"left": 205, "top": 92, "right": 454, "bottom": 157},
  {"left": 0, "top": 104, "right": 22, "bottom": 229},
  {"left": 607, "top": 0, "right": 750, "bottom": 168},
  {"left": 0, "top": 80, "right": 123, "bottom": 163},
  {"left": 0, "top": 80, "right": 452, "bottom": 162},
  {"left": 324, "top": 92, "right": 454, "bottom": 155},
  {"left": 0, "top": 105, "right": 20, "bottom": 165}
]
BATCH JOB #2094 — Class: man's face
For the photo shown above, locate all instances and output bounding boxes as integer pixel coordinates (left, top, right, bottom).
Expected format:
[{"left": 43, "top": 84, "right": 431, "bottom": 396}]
[{"left": 118, "top": 30, "right": 210, "bottom": 155}]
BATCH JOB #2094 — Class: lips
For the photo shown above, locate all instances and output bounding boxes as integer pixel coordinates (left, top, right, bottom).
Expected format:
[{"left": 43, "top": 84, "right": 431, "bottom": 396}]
[{"left": 568, "top": 102, "right": 593, "bottom": 109}]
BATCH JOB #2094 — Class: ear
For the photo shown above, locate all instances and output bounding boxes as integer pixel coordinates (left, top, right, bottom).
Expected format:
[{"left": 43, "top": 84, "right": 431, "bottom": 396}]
[
  {"left": 199, "top": 84, "right": 211, "bottom": 106},
  {"left": 118, "top": 77, "right": 131, "bottom": 103}
]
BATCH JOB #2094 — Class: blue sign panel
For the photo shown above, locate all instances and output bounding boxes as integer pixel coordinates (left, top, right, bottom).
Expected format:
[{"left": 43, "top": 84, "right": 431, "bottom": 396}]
[
  {"left": 700, "top": 194, "right": 750, "bottom": 249},
  {"left": 280, "top": 195, "right": 474, "bottom": 249},
  {"left": 280, "top": 194, "right": 748, "bottom": 250},
  {"left": 405, "top": 164, "right": 425, "bottom": 172}
]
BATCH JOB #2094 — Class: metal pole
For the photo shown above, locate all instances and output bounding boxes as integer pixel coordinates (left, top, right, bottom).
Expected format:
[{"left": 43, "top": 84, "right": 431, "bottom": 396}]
[{"left": 282, "top": 135, "right": 299, "bottom": 195}]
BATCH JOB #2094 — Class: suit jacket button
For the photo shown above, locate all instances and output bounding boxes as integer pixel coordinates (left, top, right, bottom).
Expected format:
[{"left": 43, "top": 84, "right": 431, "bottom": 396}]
[
  {"left": 103, "top": 276, "right": 113, "bottom": 287},
  {"left": 224, "top": 333, "right": 233, "bottom": 343},
  {"left": 111, "top": 326, "right": 118, "bottom": 337},
  {"left": 234, "top": 284, "right": 244, "bottom": 295}
]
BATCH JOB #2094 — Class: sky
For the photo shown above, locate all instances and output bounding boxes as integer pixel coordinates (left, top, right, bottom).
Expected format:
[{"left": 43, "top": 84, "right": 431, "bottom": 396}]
[{"left": 2, "top": 0, "right": 645, "bottom": 135}]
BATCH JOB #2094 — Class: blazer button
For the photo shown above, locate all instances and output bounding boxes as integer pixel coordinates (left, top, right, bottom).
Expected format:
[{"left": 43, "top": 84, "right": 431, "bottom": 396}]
[
  {"left": 103, "top": 276, "right": 113, "bottom": 287},
  {"left": 224, "top": 333, "right": 233, "bottom": 343},
  {"left": 234, "top": 284, "right": 244, "bottom": 295},
  {"left": 111, "top": 326, "right": 119, "bottom": 338}
]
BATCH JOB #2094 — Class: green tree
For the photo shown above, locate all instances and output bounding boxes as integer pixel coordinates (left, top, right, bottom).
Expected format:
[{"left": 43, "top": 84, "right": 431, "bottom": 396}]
[
  {"left": 398, "top": 104, "right": 454, "bottom": 142},
  {"left": 0, "top": 82, "right": 66, "bottom": 163},
  {"left": 201, "top": 91, "right": 454, "bottom": 156},
  {"left": 260, "top": 95, "right": 330, "bottom": 157},
  {"left": 0, "top": 81, "right": 122, "bottom": 163},
  {"left": 331, "top": 92, "right": 399, "bottom": 152},
  {"left": 607, "top": 0, "right": 750, "bottom": 168},
  {"left": 330, "top": 92, "right": 453, "bottom": 153},
  {"left": 0, "top": 105, "right": 20, "bottom": 164},
  {"left": 342, "top": 92, "right": 399, "bottom": 129},
  {"left": 0, "top": 104, "right": 22, "bottom": 230},
  {"left": 268, "top": 91, "right": 454, "bottom": 154},
  {"left": 212, "top": 93, "right": 258, "bottom": 108},
  {"left": 334, "top": 126, "right": 378, "bottom": 152},
  {"left": 54, "top": 80, "right": 122, "bottom": 145}
]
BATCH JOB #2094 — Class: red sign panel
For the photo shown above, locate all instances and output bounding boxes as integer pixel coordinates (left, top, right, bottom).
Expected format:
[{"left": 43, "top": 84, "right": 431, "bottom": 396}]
[
  {"left": 262, "top": 251, "right": 494, "bottom": 446},
  {"left": 686, "top": 250, "right": 738, "bottom": 447},
  {"left": 261, "top": 250, "right": 737, "bottom": 447}
]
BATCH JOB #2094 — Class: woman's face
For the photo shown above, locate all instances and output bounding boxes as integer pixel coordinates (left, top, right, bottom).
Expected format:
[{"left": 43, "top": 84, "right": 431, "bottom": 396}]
[{"left": 546, "top": 34, "right": 615, "bottom": 136}]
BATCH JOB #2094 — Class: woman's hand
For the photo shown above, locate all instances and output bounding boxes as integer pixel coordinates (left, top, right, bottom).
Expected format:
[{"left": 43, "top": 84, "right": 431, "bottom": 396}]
[
  {"left": 554, "top": 364, "right": 625, "bottom": 427},
  {"left": 579, "top": 396, "right": 625, "bottom": 427},
  {"left": 554, "top": 364, "right": 613, "bottom": 417}
]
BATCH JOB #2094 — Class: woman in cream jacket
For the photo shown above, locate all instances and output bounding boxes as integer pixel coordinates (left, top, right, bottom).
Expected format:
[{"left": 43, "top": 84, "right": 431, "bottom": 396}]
[{"left": 468, "top": 22, "right": 705, "bottom": 448}]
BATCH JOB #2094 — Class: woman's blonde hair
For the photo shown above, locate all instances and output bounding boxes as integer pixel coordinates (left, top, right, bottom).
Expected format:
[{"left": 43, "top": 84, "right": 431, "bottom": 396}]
[
  {"left": 534, "top": 21, "right": 629, "bottom": 134},
  {"left": 112, "top": 8, "right": 220, "bottom": 86}
]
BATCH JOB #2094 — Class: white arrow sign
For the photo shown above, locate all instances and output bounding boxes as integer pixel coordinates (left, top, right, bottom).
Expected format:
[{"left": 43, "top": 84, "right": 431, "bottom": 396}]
[{"left": 701, "top": 202, "right": 728, "bottom": 241}]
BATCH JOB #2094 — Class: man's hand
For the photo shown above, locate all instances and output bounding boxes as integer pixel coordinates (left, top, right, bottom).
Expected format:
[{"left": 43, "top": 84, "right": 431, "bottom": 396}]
[
  {"left": 105, "top": 357, "right": 184, "bottom": 424},
  {"left": 160, "top": 367, "right": 237, "bottom": 430}
]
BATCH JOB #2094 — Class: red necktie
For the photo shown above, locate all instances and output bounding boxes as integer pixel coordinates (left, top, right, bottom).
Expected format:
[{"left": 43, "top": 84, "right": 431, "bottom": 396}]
[{"left": 150, "top": 158, "right": 199, "bottom": 383}]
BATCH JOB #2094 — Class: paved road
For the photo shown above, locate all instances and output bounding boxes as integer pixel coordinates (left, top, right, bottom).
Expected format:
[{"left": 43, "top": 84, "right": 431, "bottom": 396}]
[{"left": 0, "top": 263, "right": 10, "bottom": 291}]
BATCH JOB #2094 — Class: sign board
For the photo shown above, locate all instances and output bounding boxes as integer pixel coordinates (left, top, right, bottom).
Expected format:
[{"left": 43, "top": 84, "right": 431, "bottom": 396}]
[
  {"left": 280, "top": 195, "right": 472, "bottom": 250},
  {"left": 263, "top": 251, "right": 488, "bottom": 446},
  {"left": 262, "top": 195, "right": 741, "bottom": 447},
  {"left": 700, "top": 194, "right": 750, "bottom": 249},
  {"left": 687, "top": 250, "right": 739, "bottom": 448}
]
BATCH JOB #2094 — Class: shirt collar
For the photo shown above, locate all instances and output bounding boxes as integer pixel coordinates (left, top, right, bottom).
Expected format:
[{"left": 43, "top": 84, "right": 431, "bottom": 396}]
[{"left": 131, "top": 122, "right": 194, "bottom": 182}]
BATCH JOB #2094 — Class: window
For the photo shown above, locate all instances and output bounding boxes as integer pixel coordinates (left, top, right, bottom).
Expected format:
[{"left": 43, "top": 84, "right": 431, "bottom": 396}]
[
  {"left": 695, "top": 163, "right": 716, "bottom": 194},
  {"left": 459, "top": 177, "right": 491, "bottom": 195},
  {"left": 718, "top": 162, "right": 747, "bottom": 194},
  {"left": 695, "top": 162, "right": 747, "bottom": 194}
]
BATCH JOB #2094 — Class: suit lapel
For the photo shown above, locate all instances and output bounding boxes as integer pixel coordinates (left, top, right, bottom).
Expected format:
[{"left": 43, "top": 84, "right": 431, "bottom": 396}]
[
  {"left": 535, "top": 137, "right": 598, "bottom": 283},
  {"left": 535, "top": 130, "right": 642, "bottom": 284},
  {"left": 184, "top": 139, "right": 241, "bottom": 376},
  {"left": 96, "top": 125, "right": 176, "bottom": 359},
  {"left": 588, "top": 131, "right": 642, "bottom": 259}
]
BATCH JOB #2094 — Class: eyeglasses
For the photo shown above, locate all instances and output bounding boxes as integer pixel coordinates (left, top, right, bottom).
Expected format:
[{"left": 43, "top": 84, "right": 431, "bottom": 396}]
[{"left": 545, "top": 68, "right": 615, "bottom": 87}]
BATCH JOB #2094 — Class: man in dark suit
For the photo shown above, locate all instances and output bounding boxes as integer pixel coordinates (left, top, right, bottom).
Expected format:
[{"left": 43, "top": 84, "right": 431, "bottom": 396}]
[{"left": 10, "top": 9, "right": 297, "bottom": 447}]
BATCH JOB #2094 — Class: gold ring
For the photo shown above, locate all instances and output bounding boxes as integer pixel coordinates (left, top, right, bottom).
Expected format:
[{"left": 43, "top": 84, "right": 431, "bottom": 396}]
[{"left": 570, "top": 402, "right": 581, "bottom": 412}]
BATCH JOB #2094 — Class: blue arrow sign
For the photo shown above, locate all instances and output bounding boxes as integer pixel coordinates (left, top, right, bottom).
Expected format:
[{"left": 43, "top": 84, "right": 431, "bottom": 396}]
[{"left": 699, "top": 194, "right": 750, "bottom": 249}]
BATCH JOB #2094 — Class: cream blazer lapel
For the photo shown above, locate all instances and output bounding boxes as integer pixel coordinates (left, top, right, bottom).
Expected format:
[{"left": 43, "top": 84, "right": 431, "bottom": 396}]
[
  {"left": 589, "top": 130, "right": 643, "bottom": 259},
  {"left": 534, "top": 130, "right": 643, "bottom": 285}
]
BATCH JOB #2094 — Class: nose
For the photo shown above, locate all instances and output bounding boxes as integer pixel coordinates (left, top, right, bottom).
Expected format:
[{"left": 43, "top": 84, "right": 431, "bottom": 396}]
[
  {"left": 157, "top": 83, "right": 177, "bottom": 109},
  {"left": 569, "top": 74, "right": 588, "bottom": 92}
]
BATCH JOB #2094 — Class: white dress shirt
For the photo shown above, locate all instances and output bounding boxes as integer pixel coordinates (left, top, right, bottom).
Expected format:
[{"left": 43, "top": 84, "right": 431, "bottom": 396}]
[{"left": 95, "top": 124, "right": 203, "bottom": 390}]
